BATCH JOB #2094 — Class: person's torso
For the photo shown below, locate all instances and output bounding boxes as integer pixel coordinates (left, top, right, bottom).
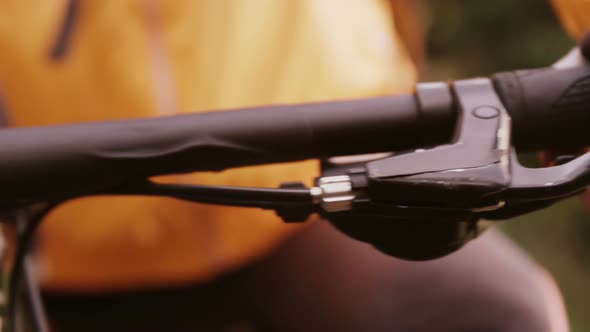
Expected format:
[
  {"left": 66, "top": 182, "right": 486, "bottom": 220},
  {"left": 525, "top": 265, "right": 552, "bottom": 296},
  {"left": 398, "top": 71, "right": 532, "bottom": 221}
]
[{"left": 0, "top": 0, "right": 417, "bottom": 291}]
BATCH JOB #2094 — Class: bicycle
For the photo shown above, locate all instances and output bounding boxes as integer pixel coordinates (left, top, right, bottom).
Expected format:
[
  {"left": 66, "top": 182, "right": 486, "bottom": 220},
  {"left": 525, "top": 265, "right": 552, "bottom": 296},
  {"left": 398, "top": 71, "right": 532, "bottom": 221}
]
[{"left": 1, "top": 47, "right": 590, "bottom": 331}]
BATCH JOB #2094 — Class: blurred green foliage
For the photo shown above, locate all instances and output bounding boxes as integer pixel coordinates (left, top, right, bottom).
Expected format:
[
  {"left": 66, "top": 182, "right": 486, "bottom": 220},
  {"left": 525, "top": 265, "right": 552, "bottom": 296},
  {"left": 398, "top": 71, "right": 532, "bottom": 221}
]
[
  {"left": 423, "top": 1, "right": 590, "bottom": 331},
  {"left": 424, "top": 0, "right": 574, "bottom": 78}
]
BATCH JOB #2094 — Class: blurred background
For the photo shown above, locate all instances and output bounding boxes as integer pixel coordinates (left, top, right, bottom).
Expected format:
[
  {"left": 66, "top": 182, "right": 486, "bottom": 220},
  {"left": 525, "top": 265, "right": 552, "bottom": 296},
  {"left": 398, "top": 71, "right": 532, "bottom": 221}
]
[{"left": 421, "top": 1, "right": 589, "bottom": 330}]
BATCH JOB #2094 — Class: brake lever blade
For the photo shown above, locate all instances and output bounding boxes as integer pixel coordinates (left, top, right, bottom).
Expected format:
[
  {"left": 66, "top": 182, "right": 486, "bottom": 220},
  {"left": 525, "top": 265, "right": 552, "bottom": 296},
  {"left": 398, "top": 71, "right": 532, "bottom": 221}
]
[{"left": 502, "top": 150, "right": 590, "bottom": 202}]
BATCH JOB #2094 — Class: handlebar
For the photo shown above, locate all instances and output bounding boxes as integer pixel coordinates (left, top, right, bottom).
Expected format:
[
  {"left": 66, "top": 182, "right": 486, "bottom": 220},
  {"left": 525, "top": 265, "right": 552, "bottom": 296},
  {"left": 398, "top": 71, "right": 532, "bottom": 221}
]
[
  {"left": 4, "top": 53, "right": 590, "bottom": 332},
  {"left": 1, "top": 62, "right": 590, "bottom": 205},
  {"left": 0, "top": 95, "right": 453, "bottom": 203}
]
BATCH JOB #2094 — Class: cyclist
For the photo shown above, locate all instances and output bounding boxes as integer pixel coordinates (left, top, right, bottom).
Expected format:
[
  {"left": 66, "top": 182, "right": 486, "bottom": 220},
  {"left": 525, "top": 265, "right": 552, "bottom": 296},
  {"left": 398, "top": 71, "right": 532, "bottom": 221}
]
[{"left": 0, "top": 1, "right": 582, "bottom": 331}]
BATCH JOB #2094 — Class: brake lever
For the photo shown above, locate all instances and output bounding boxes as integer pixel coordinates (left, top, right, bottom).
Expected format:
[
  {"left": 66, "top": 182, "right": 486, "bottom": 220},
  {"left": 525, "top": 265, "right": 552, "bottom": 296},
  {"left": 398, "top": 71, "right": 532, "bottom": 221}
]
[
  {"left": 480, "top": 150, "right": 590, "bottom": 219},
  {"left": 316, "top": 77, "right": 590, "bottom": 218},
  {"left": 312, "top": 77, "right": 590, "bottom": 260},
  {"left": 364, "top": 78, "right": 511, "bottom": 211},
  {"left": 505, "top": 151, "right": 590, "bottom": 201}
]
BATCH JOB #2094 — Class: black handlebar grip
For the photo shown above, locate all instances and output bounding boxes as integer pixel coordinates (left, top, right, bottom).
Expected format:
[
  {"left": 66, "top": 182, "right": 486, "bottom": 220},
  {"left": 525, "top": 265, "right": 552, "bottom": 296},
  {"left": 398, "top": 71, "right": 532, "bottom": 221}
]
[{"left": 493, "top": 63, "right": 590, "bottom": 151}]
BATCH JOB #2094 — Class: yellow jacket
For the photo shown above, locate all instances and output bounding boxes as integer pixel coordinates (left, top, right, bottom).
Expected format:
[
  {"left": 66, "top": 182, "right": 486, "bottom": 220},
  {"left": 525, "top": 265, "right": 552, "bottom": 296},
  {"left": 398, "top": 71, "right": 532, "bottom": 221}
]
[
  {"left": 552, "top": 0, "right": 590, "bottom": 39},
  {"left": 0, "top": 0, "right": 417, "bottom": 291}
]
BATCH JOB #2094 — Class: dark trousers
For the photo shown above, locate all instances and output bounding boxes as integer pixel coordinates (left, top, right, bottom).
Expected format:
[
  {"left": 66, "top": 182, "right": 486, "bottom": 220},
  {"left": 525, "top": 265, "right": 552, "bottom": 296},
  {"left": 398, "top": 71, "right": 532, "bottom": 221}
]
[{"left": 44, "top": 221, "right": 566, "bottom": 332}]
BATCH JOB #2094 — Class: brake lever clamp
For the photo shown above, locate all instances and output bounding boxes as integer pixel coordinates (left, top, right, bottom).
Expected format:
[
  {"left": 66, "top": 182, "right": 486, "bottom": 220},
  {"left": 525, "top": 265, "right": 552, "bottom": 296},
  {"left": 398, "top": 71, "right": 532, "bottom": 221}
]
[
  {"left": 317, "top": 78, "right": 590, "bottom": 260},
  {"left": 365, "top": 78, "right": 512, "bottom": 212}
]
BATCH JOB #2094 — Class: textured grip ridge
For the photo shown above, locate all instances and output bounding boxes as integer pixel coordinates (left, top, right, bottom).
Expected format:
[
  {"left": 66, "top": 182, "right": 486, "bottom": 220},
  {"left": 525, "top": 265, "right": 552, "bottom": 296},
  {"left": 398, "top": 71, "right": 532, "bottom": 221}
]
[
  {"left": 554, "top": 74, "right": 590, "bottom": 111},
  {"left": 493, "top": 64, "right": 590, "bottom": 150}
]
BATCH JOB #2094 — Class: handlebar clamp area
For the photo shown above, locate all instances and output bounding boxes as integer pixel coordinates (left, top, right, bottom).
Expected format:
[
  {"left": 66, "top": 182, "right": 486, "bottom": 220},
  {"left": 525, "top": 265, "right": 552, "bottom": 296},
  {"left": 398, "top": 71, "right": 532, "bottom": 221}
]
[{"left": 364, "top": 78, "right": 512, "bottom": 212}]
